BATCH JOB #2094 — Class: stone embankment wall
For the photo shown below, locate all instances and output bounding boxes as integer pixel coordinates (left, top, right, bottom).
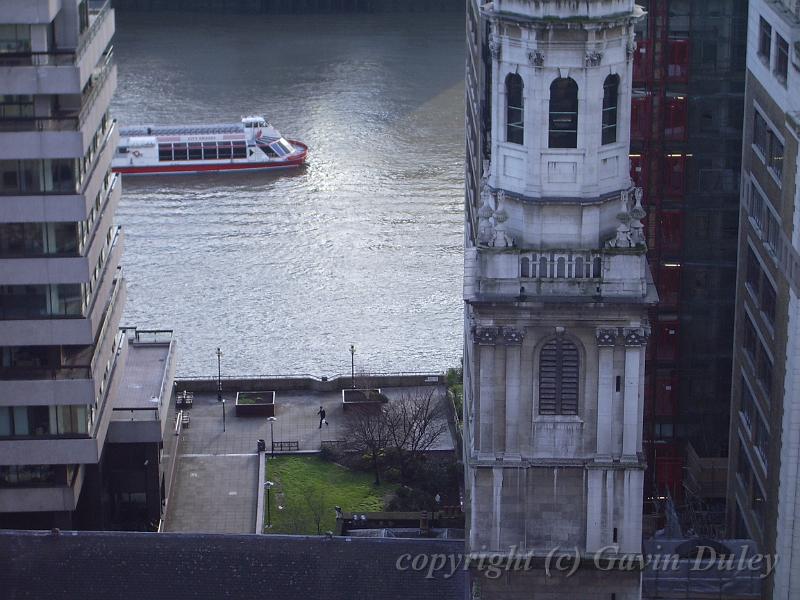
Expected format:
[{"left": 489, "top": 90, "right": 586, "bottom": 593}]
[
  {"left": 176, "top": 372, "right": 444, "bottom": 393},
  {"left": 114, "top": 0, "right": 462, "bottom": 13}
]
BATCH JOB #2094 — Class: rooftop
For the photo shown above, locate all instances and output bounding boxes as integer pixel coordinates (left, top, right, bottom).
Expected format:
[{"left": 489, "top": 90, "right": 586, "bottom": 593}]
[
  {"left": 0, "top": 530, "right": 466, "bottom": 600},
  {"left": 108, "top": 329, "right": 176, "bottom": 442}
]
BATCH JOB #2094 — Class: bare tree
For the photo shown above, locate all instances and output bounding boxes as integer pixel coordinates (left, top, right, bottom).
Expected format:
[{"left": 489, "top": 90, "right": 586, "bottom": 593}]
[
  {"left": 343, "top": 405, "right": 390, "bottom": 485},
  {"left": 384, "top": 388, "right": 448, "bottom": 482},
  {"left": 303, "top": 483, "right": 329, "bottom": 535},
  {"left": 281, "top": 501, "right": 306, "bottom": 534}
]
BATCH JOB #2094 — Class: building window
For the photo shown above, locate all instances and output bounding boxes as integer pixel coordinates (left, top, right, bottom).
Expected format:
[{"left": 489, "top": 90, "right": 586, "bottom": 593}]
[
  {"left": 538, "top": 336, "right": 579, "bottom": 415},
  {"left": 758, "top": 17, "right": 772, "bottom": 63},
  {"left": 740, "top": 379, "right": 754, "bottom": 431},
  {"left": 754, "top": 414, "right": 770, "bottom": 469},
  {"left": 602, "top": 75, "right": 620, "bottom": 145},
  {"left": 0, "top": 25, "right": 31, "bottom": 54},
  {"left": 753, "top": 111, "right": 768, "bottom": 158},
  {"left": 748, "top": 182, "right": 766, "bottom": 230},
  {"left": 505, "top": 73, "right": 524, "bottom": 145},
  {"left": 756, "top": 345, "right": 773, "bottom": 398},
  {"left": 0, "top": 95, "right": 34, "bottom": 119},
  {"left": 0, "top": 283, "right": 85, "bottom": 319},
  {"left": 775, "top": 34, "right": 789, "bottom": 83},
  {"left": 761, "top": 280, "right": 776, "bottom": 326},
  {"left": 549, "top": 78, "right": 579, "bottom": 148},
  {"left": 752, "top": 481, "right": 766, "bottom": 530},
  {"left": 743, "top": 317, "right": 757, "bottom": 363},
  {"left": 764, "top": 211, "right": 781, "bottom": 256},
  {"left": 767, "top": 132, "right": 784, "bottom": 180},
  {"left": 746, "top": 247, "right": 761, "bottom": 293}
]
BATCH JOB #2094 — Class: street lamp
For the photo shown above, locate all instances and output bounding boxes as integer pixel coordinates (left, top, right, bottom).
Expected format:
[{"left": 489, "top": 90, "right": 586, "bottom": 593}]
[
  {"left": 267, "top": 416, "right": 277, "bottom": 458},
  {"left": 349, "top": 344, "right": 356, "bottom": 389},
  {"left": 264, "top": 480, "right": 274, "bottom": 529},
  {"left": 216, "top": 347, "right": 223, "bottom": 403}
]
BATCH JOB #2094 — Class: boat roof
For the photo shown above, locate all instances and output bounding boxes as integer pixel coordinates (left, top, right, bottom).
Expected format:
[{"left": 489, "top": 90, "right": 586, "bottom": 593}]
[
  {"left": 121, "top": 123, "right": 244, "bottom": 137},
  {"left": 121, "top": 116, "right": 270, "bottom": 138}
]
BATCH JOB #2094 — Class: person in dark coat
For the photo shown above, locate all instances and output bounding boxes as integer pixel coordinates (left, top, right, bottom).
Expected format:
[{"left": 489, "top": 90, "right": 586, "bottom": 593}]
[{"left": 317, "top": 406, "right": 328, "bottom": 428}]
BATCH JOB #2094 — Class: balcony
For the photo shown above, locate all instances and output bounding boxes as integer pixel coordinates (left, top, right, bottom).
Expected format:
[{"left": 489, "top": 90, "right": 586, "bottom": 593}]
[
  {"left": 0, "top": 464, "right": 84, "bottom": 514},
  {"left": 0, "top": 1, "right": 114, "bottom": 95},
  {"left": 0, "top": 52, "right": 117, "bottom": 160},
  {"left": 0, "top": 0, "right": 62, "bottom": 24},
  {"left": 0, "top": 272, "right": 127, "bottom": 408},
  {"left": 0, "top": 121, "right": 118, "bottom": 222},
  {"left": 0, "top": 175, "right": 120, "bottom": 285},
  {"left": 0, "top": 229, "right": 125, "bottom": 346},
  {"left": 468, "top": 248, "right": 653, "bottom": 300},
  {"left": 0, "top": 330, "right": 129, "bottom": 468}
]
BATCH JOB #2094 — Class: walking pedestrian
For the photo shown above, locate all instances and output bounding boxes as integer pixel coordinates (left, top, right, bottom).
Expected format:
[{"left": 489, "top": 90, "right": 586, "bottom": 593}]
[{"left": 317, "top": 406, "right": 328, "bottom": 428}]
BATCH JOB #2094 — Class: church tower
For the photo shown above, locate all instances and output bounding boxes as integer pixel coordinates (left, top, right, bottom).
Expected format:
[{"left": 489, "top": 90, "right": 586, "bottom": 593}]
[{"left": 463, "top": 1, "right": 654, "bottom": 598}]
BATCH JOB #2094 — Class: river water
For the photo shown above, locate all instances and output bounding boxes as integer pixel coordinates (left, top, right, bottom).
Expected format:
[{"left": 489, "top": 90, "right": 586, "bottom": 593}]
[{"left": 112, "top": 11, "right": 465, "bottom": 376}]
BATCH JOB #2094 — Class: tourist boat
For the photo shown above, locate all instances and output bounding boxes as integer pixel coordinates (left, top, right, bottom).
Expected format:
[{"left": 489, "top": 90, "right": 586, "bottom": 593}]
[{"left": 112, "top": 116, "right": 307, "bottom": 175}]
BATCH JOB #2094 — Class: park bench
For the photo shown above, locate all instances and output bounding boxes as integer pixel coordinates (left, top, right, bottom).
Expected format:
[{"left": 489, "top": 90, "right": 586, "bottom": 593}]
[
  {"left": 181, "top": 413, "right": 190, "bottom": 429},
  {"left": 272, "top": 441, "right": 299, "bottom": 452}
]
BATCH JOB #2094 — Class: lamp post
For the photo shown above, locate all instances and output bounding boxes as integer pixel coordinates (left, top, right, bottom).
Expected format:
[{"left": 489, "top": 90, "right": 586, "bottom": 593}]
[
  {"left": 349, "top": 344, "right": 356, "bottom": 389},
  {"left": 264, "top": 480, "right": 274, "bottom": 529},
  {"left": 267, "top": 416, "right": 277, "bottom": 458},
  {"left": 216, "top": 347, "right": 223, "bottom": 403}
]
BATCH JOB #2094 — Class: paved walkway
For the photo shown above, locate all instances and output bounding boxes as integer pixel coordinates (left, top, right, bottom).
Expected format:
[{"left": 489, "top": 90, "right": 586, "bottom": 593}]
[{"left": 163, "top": 385, "right": 450, "bottom": 533}]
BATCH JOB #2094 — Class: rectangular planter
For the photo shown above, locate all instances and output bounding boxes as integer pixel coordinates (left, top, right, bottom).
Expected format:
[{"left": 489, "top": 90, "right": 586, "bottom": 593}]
[
  {"left": 235, "top": 391, "right": 275, "bottom": 417},
  {"left": 341, "top": 388, "right": 387, "bottom": 412}
]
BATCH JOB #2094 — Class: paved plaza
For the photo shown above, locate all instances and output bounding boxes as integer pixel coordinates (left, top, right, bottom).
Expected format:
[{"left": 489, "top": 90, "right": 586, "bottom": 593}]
[{"left": 163, "top": 385, "right": 451, "bottom": 533}]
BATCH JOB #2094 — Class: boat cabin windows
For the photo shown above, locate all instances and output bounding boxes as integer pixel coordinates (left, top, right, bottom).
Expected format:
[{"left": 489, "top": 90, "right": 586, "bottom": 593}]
[
  {"left": 173, "top": 144, "right": 188, "bottom": 161},
  {"left": 188, "top": 142, "right": 203, "bottom": 161},
  {"left": 156, "top": 140, "right": 248, "bottom": 162},
  {"left": 232, "top": 141, "right": 247, "bottom": 159},
  {"left": 217, "top": 143, "right": 233, "bottom": 160},
  {"left": 260, "top": 144, "right": 278, "bottom": 158},
  {"left": 202, "top": 142, "right": 217, "bottom": 160}
]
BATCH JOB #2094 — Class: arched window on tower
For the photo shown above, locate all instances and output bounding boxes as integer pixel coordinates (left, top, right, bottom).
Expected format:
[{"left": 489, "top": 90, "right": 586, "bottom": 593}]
[
  {"left": 602, "top": 74, "right": 620, "bottom": 145},
  {"left": 548, "top": 78, "right": 579, "bottom": 148},
  {"left": 538, "top": 336, "right": 580, "bottom": 415},
  {"left": 506, "top": 73, "right": 524, "bottom": 145}
]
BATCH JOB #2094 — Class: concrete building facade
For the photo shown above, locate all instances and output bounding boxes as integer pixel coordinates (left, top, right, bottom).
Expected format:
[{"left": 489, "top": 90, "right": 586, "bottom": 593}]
[
  {"left": 463, "top": 1, "right": 655, "bottom": 597},
  {"left": 0, "top": 0, "right": 175, "bottom": 530},
  {"left": 727, "top": 1, "right": 800, "bottom": 598}
]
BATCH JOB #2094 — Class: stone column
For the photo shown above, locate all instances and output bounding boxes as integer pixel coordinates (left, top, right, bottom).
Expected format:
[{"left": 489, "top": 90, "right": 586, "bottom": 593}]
[
  {"left": 504, "top": 328, "right": 524, "bottom": 461},
  {"left": 585, "top": 468, "right": 604, "bottom": 552},
  {"left": 476, "top": 327, "right": 499, "bottom": 459},
  {"left": 595, "top": 329, "right": 617, "bottom": 459},
  {"left": 622, "top": 329, "right": 647, "bottom": 460},
  {"left": 492, "top": 467, "right": 504, "bottom": 551}
]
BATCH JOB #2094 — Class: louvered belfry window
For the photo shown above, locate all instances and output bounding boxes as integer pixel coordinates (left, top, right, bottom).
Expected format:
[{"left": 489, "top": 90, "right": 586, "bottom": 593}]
[{"left": 538, "top": 337, "right": 580, "bottom": 415}]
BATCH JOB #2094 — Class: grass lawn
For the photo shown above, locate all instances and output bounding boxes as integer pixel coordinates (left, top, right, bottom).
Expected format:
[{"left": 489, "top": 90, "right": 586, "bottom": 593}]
[{"left": 264, "top": 456, "right": 395, "bottom": 535}]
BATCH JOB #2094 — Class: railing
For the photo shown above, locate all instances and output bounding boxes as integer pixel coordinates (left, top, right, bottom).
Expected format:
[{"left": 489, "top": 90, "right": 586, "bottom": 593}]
[
  {"left": 89, "top": 280, "right": 124, "bottom": 377},
  {"left": 75, "top": 0, "right": 112, "bottom": 62},
  {"left": 127, "top": 328, "right": 175, "bottom": 345},
  {"left": 519, "top": 251, "right": 603, "bottom": 280},
  {"left": 176, "top": 370, "right": 445, "bottom": 381},
  {"left": 77, "top": 49, "right": 115, "bottom": 125}
]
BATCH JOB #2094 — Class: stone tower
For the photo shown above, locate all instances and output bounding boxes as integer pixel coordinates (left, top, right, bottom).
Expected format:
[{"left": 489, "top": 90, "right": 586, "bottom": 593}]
[{"left": 463, "top": 1, "right": 655, "bottom": 598}]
